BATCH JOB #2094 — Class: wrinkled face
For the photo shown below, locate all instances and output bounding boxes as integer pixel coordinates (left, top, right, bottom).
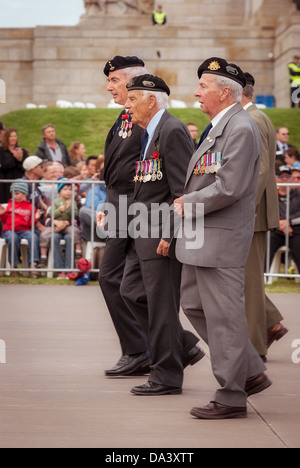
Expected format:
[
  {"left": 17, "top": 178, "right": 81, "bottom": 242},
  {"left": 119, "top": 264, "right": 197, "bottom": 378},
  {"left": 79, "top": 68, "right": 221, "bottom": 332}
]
[
  {"left": 125, "top": 90, "right": 153, "bottom": 129},
  {"left": 194, "top": 73, "right": 226, "bottom": 119},
  {"left": 107, "top": 69, "right": 129, "bottom": 106}
]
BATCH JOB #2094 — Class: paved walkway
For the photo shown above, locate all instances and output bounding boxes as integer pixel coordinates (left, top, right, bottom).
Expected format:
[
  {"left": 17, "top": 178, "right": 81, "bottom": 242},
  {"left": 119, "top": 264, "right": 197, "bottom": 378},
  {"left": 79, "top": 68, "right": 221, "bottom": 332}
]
[{"left": 0, "top": 285, "right": 299, "bottom": 448}]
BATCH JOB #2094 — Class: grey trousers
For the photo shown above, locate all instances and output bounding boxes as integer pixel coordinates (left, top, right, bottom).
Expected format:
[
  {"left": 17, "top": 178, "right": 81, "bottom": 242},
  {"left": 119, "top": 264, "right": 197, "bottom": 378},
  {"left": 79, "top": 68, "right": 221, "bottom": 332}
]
[{"left": 181, "top": 264, "right": 266, "bottom": 407}]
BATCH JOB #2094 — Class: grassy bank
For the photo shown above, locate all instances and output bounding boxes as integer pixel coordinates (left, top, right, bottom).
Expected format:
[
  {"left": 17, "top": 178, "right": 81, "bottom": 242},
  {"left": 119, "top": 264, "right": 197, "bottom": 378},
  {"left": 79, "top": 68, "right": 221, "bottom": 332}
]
[{"left": 0, "top": 108, "right": 299, "bottom": 156}]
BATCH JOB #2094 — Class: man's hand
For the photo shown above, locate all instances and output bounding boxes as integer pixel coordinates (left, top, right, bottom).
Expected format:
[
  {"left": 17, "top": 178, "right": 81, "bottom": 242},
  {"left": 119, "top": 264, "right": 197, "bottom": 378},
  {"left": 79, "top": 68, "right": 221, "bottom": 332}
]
[
  {"left": 97, "top": 211, "right": 106, "bottom": 228},
  {"left": 54, "top": 220, "right": 69, "bottom": 232},
  {"left": 157, "top": 239, "right": 170, "bottom": 257},
  {"left": 174, "top": 196, "right": 185, "bottom": 218},
  {"left": 279, "top": 219, "right": 293, "bottom": 236}
]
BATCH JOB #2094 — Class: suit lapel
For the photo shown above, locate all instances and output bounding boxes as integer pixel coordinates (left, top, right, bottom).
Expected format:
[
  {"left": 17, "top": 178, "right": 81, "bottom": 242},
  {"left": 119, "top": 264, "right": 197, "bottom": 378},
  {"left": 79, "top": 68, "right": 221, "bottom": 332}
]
[
  {"left": 134, "top": 111, "right": 170, "bottom": 198},
  {"left": 186, "top": 103, "right": 243, "bottom": 184}
]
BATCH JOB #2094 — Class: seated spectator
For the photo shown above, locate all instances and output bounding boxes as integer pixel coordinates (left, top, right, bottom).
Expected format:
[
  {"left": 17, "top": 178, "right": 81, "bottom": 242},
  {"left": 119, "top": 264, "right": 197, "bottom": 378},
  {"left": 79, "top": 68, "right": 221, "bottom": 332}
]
[
  {"left": 63, "top": 166, "right": 81, "bottom": 180},
  {"left": 38, "top": 178, "right": 82, "bottom": 279},
  {"left": 69, "top": 141, "right": 87, "bottom": 166},
  {"left": 276, "top": 127, "right": 294, "bottom": 163},
  {"left": 269, "top": 165, "right": 300, "bottom": 272},
  {"left": 79, "top": 155, "right": 103, "bottom": 194},
  {"left": 186, "top": 122, "right": 199, "bottom": 150},
  {"left": 0, "top": 128, "right": 29, "bottom": 203},
  {"left": 36, "top": 124, "right": 71, "bottom": 166},
  {"left": 76, "top": 161, "right": 89, "bottom": 181},
  {"left": 284, "top": 146, "right": 300, "bottom": 169},
  {"left": 0, "top": 180, "right": 40, "bottom": 275},
  {"left": 79, "top": 160, "right": 107, "bottom": 243},
  {"left": 152, "top": 5, "right": 167, "bottom": 25},
  {"left": 39, "top": 162, "right": 60, "bottom": 202}
]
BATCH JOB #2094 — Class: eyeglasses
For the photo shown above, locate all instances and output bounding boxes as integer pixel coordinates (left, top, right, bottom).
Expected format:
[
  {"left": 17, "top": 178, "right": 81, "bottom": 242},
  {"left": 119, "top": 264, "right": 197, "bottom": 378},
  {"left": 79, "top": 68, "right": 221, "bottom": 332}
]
[{"left": 278, "top": 174, "right": 292, "bottom": 179}]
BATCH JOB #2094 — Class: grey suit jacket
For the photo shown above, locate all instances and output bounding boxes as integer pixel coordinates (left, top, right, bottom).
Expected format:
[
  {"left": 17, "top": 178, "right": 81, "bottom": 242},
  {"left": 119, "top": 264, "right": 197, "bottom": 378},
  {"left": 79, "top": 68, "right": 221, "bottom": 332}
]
[{"left": 176, "top": 103, "right": 263, "bottom": 268}]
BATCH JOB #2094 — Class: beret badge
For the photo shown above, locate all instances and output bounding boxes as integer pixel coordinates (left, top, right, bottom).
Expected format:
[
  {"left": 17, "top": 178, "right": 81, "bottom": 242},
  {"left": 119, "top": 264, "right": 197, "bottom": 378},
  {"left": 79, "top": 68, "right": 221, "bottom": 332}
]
[{"left": 208, "top": 61, "right": 221, "bottom": 71}]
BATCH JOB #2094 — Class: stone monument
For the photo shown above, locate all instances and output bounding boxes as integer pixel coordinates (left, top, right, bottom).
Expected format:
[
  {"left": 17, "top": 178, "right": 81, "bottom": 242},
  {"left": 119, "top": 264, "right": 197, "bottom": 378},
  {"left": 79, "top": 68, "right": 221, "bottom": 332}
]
[{"left": 0, "top": 0, "right": 299, "bottom": 111}]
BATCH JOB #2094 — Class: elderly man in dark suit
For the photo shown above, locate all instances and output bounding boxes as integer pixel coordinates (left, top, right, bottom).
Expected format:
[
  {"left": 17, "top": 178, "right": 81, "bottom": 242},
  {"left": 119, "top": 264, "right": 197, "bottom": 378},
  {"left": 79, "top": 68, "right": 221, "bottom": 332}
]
[
  {"left": 175, "top": 58, "right": 272, "bottom": 419},
  {"left": 120, "top": 74, "right": 203, "bottom": 396}
]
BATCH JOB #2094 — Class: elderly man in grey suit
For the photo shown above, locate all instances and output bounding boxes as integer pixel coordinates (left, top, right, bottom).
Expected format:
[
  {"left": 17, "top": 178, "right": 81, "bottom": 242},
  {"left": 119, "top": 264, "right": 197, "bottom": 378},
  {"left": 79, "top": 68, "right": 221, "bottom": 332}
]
[{"left": 175, "top": 58, "right": 272, "bottom": 420}]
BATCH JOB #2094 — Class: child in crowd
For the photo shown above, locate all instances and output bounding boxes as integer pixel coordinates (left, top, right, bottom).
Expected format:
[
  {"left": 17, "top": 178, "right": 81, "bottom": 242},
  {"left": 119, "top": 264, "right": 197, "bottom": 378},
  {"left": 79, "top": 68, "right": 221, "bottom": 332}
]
[
  {"left": 0, "top": 180, "right": 40, "bottom": 273},
  {"left": 38, "top": 178, "right": 82, "bottom": 279}
]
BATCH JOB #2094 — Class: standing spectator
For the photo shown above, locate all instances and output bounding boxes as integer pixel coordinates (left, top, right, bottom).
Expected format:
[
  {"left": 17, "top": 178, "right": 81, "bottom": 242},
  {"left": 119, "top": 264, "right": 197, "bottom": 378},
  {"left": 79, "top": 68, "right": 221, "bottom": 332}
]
[
  {"left": 0, "top": 180, "right": 40, "bottom": 274},
  {"left": 68, "top": 141, "right": 87, "bottom": 166},
  {"left": 152, "top": 5, "right": 167, "bottom": 25},
  {"left": 39, "top": 178, "right": 82, "bottom": 279},
  {"left": 187, "top": 123, "right": 199, "bottom": 150},
  {"left": 288, "top": 55, "right": 300, "bottom": 108},
  {"left": 284, "top": 147, "right": 300, "bottom": 169},
  {"left": 36, "top": 124, "right": 71, "bottom": 166},
  {"left": 0, "top": 128, "right": 29, "bottom": 203},
  {"left": 276, "top": 126, "right": 293, "bottom": 163},
  {"left": 0, "top": 121, "right": 5, "bottom": 147}
]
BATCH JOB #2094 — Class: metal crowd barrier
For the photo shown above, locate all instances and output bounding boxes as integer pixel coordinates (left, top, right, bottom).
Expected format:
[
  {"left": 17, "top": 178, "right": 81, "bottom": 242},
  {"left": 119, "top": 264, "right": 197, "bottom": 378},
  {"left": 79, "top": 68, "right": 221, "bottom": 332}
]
[
  {"left": 0, "top": 179, "right": 106, "bottom": 276},
  {"left": 0, "top": 179, "right": 300, "bottom": 282},
  {"left": 265, "top": 182, "right": 300, "bottom": 283}
]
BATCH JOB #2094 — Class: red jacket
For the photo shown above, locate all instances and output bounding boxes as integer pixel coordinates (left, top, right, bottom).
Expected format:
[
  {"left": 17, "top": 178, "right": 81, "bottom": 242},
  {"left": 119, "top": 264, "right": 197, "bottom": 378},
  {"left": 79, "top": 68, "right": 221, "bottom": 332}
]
[{"left": 0, "top": 199, "right": 36, "bottom": 232}]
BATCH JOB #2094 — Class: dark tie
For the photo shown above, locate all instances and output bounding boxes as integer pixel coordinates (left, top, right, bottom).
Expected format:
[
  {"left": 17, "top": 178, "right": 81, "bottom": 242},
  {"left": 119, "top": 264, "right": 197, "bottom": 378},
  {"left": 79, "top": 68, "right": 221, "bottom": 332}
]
[
  {"left": 197, "top": 123, "right": 213, "bottom": 149},
  {"left": 141, "top": 130, "right": 149, "bottom": 160}
]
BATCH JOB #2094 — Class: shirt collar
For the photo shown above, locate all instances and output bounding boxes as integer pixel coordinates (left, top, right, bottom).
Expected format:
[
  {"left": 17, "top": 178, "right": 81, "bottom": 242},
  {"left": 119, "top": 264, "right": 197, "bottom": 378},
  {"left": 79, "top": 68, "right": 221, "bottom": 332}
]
[{"left": 211, "top": 103, "right": 236, "bottom": 128}]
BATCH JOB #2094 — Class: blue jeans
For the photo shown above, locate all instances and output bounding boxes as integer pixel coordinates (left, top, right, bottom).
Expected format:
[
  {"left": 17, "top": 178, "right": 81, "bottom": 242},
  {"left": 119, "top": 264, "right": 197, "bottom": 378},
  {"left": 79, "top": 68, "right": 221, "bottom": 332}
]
[
  {"left": 54, "top": 232, "right": 72, "bottom": 270},
  {"left": 2, "top": 230, "right": 40, "bottom": 267}
]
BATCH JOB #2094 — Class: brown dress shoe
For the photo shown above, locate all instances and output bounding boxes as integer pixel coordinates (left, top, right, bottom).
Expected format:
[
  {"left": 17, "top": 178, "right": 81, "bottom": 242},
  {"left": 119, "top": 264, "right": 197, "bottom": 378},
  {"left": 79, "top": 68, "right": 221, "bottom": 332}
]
[
  {"left": 190, "top": 401, "right": 247, "bottom": 420},
  {"left": 245, "top": 373, "right": 272, "bottom": 397},
  {"left": 267, "top": 323, "right": 288, "bottom": 348}
]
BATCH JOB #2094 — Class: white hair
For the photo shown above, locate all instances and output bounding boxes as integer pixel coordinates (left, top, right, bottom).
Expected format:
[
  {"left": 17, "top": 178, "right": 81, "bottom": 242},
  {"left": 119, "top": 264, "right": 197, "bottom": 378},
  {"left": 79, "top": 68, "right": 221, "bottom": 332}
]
[
  {"left": 142, "top": 90, "right": 169, "bottom": 109},
  {"left": 124, "top": 66, "right": 149, "bottom": 81},
  {"left": 215, "top": 76, "right": 243, "bottom": 103}
]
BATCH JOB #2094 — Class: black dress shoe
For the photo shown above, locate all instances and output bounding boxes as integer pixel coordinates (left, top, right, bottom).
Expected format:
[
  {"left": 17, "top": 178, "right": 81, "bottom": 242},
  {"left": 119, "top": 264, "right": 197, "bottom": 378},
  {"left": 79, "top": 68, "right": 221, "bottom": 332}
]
[
  {"left": 131, "top": 381, "right": 182, "bottom": 396},
  {"left": 191, "top": 401, "right": 247, "bottom": 420},
  {"left": 105, "top": 351, "right": 151, "bottom": 377},
  {"left": 183, "top": 346, "right": 205, "bottom": 369}
]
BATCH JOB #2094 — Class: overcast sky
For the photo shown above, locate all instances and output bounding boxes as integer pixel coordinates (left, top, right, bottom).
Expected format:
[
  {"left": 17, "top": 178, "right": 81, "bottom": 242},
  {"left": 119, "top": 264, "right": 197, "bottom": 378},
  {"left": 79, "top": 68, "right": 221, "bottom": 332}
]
[{"left": 0, "top": 0, "right": 85, "bottom": 28}]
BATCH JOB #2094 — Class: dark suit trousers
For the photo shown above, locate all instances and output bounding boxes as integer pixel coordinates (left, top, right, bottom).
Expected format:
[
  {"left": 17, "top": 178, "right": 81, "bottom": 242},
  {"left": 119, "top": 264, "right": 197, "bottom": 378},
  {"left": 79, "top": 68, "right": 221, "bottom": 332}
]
[
  {"left": 99, "top": 236, "right": 149, "bottom": 356},
  {"left": 120, "top": 242, "right": 197, "bottom": 388}
]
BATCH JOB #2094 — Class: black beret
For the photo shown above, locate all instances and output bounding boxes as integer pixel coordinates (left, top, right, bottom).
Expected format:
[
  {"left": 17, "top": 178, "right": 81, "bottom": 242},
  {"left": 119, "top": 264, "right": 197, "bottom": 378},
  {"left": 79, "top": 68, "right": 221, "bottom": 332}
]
[
  {"left": 197, "top": 57, "right": 247, "bottom": 88},
  {"left": 103, "top": 55, "right": 145, "bottom": 76},
  {"left": 126, "top": 74, "right": 171, "bottom": 96},
  {"left": 244, "top": 72, "right": 256, "bottom": 87}
]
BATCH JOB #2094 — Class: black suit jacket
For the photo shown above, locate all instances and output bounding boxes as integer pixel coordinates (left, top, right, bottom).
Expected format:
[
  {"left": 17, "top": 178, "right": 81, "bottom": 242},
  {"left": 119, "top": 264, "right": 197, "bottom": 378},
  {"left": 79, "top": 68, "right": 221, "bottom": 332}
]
[
  {"left": 131, "top": 110, "right": 194, "bottom": 260},
  {"left": 104, "top": 111, "right": 144, "bottom": 234}
]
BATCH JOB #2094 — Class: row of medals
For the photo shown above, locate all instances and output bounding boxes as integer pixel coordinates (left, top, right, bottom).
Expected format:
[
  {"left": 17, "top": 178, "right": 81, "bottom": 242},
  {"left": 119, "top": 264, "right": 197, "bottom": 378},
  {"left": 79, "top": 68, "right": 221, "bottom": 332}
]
[
  {"left": 194, "top": 153, "right": 222, "bottom": 176},
  {"left": 119, "top": 119, "right": 133, "bottom": 139},
  {"left": 134, "top": 160, "right": 163, "bottom": 183}
]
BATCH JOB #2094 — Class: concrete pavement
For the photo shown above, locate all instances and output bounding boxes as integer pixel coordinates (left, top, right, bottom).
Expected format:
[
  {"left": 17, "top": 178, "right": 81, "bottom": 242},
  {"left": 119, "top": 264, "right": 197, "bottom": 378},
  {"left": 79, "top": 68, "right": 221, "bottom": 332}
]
[{"left": 0, "top": 284, "right": 299, "bottom": 448}]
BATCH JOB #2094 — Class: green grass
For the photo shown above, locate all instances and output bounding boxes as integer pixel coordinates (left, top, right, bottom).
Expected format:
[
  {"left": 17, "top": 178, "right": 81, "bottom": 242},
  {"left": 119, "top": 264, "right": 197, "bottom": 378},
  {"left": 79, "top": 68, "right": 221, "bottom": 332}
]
[
  {"left": 0, "top": 275, "right": 299, "bottom": 293},
  {"left": 3, "top": 107, "right": 299, "bottom": 157}
]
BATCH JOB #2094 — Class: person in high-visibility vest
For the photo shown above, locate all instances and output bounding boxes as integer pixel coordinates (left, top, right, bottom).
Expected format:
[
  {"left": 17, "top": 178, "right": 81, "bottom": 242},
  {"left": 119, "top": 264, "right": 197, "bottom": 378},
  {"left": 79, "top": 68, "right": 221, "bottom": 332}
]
[
  {"left": 152, "top": 5, "right": 167, "bottom": 26},
  {"left": 288, "top": 55, "right": 300, "bottom": 108}
]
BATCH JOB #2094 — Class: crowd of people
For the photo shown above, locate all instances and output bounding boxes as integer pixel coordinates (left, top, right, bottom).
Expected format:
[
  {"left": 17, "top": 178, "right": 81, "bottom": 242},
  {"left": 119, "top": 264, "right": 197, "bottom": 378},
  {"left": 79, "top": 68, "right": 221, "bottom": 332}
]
[{"left": 0, "top": 123, "right": 107, "bottom": 278}]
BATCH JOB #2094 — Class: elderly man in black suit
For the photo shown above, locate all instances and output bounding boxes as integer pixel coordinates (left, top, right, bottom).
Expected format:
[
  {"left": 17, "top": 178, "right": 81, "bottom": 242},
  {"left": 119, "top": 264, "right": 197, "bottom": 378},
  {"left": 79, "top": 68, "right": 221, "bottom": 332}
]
[
  {"left": 119, "top": 75, "right": 204, "bottom": 396},
  {"left": 98, "top": 59, "right": 202, "bottom": 380}
]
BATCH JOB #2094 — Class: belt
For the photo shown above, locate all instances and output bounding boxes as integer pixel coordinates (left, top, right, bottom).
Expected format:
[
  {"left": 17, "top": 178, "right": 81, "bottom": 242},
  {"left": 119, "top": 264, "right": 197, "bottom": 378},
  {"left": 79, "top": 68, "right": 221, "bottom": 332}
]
[{"left": 291, "top": 217, "right": 300, "bottom": 226}]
